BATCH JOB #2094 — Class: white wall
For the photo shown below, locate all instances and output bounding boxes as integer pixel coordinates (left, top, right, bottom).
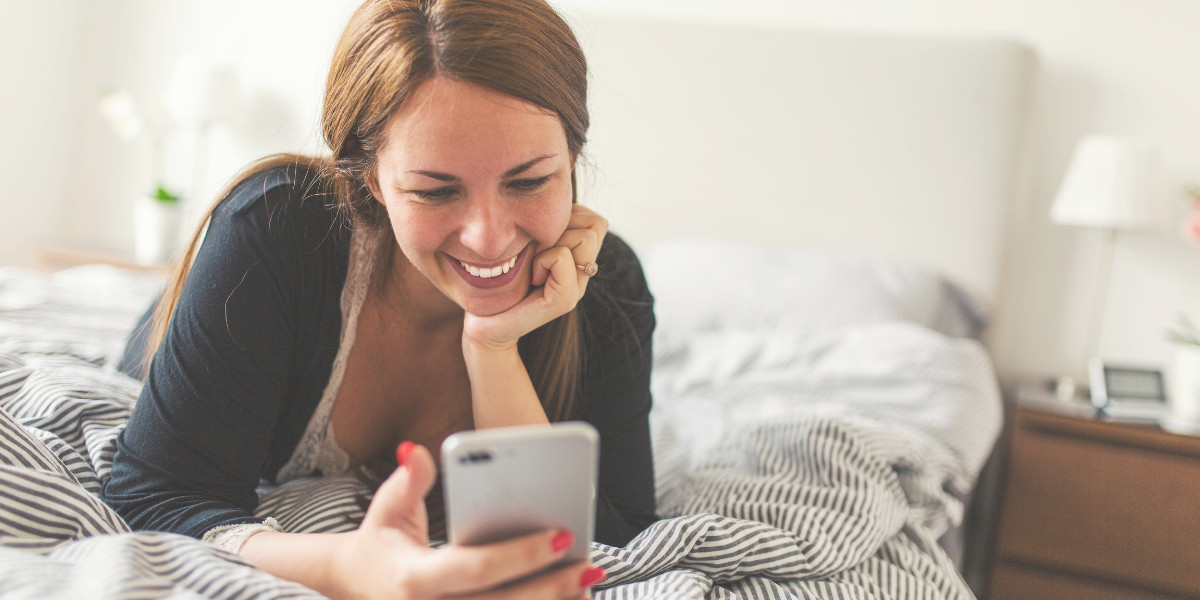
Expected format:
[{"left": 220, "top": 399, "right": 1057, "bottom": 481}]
[
  {"left": 54, "top": 0, "right": 359, "bottom": 254},
  {"left": 5, "top": 0, "right": 1200, "bottom": 382},
  {"left": 0, "top": 0, "right": 84, "bottom": 266},
  {"left": 563, "top": 0, "right": 1200, "bottom": 382}
]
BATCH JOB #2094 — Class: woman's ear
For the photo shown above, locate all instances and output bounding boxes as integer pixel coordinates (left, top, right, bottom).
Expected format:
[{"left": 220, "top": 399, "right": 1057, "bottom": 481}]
[
  {"left": 342, "top": 134, "right": 385, "bottom": 205},
  {"left": 364, "top": 167, "right": 389, "bottom": 206},
  {"left": 365, "top": 176, "right": 384, "bottom": 204}
]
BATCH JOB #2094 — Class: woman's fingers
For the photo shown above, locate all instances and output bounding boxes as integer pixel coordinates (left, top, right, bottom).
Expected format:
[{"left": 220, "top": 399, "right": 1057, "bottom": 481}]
[
  {"left": 530, "top": 246, "right": 582, "bottom": 306},
  {"left": 516, "top": 205, "right": 606, "bottom": 293},
  {"left": 554, "top": 228, "right": 601, "bottom": 275},
  {"left": 361, "top": 443, "right": 436, "bottom": 539},
  {"left": 405, "top": 529, "right": 580, "bottom": 596},
  {"left": 530, "top": 245, "right": 576, "bottom": 291},
  {"left": 529, "top": 244, "right": 552, "bottom": 288},
  {"left": 560, "top": 205, "right": 608, "bottom": 266},
  {"left": 466, "top": 562, "right": 604, "bottom": 600}
]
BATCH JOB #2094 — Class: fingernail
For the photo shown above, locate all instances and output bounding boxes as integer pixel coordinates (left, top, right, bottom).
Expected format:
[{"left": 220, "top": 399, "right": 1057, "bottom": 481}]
[
  {"left": 579, "top": 566, "right": 605, "bottom": 588},
  {"left": 396, "top": 441, "right": 415, "bottom": 466},
  {"left": 551, "top": 530, "right": 574, "bottom": 552}
]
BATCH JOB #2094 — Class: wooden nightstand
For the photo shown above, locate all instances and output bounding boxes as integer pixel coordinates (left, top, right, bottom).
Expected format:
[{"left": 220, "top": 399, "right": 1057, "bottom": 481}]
[
  {"left": 30, "top": 239, "right": 169, "bottom": 273},
  {"left": 988, "top": 407, "right": 1200, "bottom": 599}
]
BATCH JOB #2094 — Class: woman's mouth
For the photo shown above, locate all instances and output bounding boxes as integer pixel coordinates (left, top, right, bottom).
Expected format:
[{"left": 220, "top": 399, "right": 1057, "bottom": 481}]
[
  {"left": 458, "top": 255, "right": 517, "bottom": 278},
  {"left": 447, "top": 244, "right": 530, "bottom": 290}
]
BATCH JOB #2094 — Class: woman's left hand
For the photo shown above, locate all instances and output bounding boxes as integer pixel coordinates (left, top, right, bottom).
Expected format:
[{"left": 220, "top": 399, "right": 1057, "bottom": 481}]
[{"left": 463, "top": 204, "right": 607, "bottom": 351}]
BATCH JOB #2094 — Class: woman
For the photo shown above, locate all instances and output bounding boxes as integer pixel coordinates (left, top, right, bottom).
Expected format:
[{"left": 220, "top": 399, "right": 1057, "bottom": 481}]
[{"left": 100, "top": 0, "right": 657, "bottom": 597}]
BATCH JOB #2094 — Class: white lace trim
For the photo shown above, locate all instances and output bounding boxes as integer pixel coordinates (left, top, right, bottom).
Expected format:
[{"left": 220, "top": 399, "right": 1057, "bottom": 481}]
[
  {"left": 203, "top": 517, "right": 282, "bottom": 554},
  {"left": 276, "top": 226, "right": 380, "bottom": 482}
]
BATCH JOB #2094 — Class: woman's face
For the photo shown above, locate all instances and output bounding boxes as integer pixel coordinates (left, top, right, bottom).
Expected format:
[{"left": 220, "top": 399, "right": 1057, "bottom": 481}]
[{"left": 369, "top": 77, "right": 574, "bottom": 318}]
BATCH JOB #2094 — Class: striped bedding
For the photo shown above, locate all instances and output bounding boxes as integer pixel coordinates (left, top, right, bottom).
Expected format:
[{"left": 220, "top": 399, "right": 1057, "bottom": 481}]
[{"left": 0, "top": 265, "right": 1002, "bottom": 599}]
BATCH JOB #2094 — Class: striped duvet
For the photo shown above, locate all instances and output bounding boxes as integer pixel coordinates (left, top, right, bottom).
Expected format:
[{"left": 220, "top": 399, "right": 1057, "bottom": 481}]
[{"left": 0, "top": 265, "right": 1001, "bottom": 599}]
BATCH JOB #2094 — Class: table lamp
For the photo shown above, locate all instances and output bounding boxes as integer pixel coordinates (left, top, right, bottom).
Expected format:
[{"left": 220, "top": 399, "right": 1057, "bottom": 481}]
[{"left": 1050, "top": 135, "right": 1159, "bottom": 372}]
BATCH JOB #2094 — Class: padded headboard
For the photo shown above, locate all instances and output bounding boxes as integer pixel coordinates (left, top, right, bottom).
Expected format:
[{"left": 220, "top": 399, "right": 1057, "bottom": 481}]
[{"left": 572, "top": 15, "right": 1036, "bottom": 310}]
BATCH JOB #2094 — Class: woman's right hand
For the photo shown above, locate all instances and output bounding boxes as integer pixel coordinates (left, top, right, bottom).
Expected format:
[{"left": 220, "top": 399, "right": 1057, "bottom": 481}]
[{"left": 331, "top": 442, "right": 604, "bottom": 600}]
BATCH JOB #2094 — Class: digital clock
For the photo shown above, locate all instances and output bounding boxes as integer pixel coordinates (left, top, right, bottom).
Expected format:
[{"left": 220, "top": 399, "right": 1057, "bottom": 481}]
[{"left": 1087, "top": 358, "right": 1166, "bottom": 421}]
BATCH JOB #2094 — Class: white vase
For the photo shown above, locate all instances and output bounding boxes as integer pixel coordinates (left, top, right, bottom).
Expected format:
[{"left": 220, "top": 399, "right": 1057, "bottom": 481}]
[
  {"left": 1163, "top": 345, "right": 1200, "bottom": 435},
  {"left": 133, "top": 196, "right": 183, "bottom": 265}
]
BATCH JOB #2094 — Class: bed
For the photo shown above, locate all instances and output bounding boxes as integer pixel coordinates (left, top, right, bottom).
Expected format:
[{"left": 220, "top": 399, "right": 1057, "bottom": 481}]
[{"left": 0, "top": 14, "right": 1034, "bottom": 600}]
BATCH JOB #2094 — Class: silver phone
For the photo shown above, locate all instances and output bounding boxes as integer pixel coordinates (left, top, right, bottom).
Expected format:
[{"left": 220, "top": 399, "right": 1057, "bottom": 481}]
[{"left": 441, "top": 422, "right": 598, "bottom": 565}]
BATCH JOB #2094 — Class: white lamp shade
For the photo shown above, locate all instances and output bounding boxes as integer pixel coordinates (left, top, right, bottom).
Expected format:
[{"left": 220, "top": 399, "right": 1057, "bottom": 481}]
[{"left": 1050, "top": 136, "right": 1160, "bottom": 230}]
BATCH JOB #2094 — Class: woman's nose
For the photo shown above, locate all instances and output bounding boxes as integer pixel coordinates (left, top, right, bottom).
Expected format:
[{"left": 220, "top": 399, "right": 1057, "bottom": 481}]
[{"left": 459, "top": 192, "right": 515, "bottom": 260}]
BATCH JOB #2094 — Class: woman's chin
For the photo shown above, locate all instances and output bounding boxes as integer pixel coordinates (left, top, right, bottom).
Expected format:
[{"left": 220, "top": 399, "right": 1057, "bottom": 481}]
[{"left": 459, "top": 289, "right": 526, "bottom": 317}]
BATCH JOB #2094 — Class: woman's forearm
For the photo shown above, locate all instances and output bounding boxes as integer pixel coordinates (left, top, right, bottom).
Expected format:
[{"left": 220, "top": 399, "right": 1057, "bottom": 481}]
[
  {"left": 238, "top": 530, "right": 350, "bottom": 597},
  {"left": 461, "top": 340, "right": 549, "bottom": 429}
]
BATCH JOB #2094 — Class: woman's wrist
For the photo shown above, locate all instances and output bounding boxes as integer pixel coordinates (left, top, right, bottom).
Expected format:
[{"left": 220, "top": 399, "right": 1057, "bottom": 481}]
[
  {"left": 238, "top": 530, "right": 352, "bottom": 598},
  {"left": 461, "top": 332, "right": 520, "bottom": 365},
  {"left": 461, "top": 334, "right": 549, "bottom": 428}
]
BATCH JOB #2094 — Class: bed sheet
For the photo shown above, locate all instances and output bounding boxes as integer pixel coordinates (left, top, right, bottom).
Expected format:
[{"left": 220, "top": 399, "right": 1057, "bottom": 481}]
[
  {"left": 0, "top": 266, "right": 164, "bottom": 369},
  {"left": 0, "top": 265, "right": 1000, "bottom": 599}
]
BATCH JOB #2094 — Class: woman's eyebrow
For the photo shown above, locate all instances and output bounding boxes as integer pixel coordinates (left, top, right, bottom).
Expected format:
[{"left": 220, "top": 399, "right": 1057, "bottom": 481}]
[
  {"left": 503, "top": 154, "right": 557, "bottom": 177},
  {"left": 404, "top": 154, "right": 558, "bottom": 182},
  {"left": 407, "top": 170, "right": 458, "bottom": 182}
]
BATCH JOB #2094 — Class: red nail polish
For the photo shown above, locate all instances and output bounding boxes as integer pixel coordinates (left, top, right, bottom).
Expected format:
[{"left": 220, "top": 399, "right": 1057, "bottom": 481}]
[
  {"left": 396, "top": 441, "right": 415, "bottom": 466},
  {"left": 579, "top": 566, "right": 605, "bottom": 588},
  {"left": 551, "top": 530, "right": 574, "bottom": 552}
]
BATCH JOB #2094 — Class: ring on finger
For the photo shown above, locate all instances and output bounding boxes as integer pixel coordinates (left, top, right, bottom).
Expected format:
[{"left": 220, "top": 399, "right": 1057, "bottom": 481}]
[{"left": 576, "top": 262, "right": 599, "bottom": 277}]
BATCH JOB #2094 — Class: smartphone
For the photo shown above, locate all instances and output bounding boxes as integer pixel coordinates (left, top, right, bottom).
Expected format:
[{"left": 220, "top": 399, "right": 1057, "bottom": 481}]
[{"left": 441, "top": 422, "right": 598, "bottom": 565}]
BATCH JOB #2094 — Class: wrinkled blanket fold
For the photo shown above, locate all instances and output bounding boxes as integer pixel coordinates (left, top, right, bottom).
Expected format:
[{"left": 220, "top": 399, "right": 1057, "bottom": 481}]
[
  {"left": 0, "top": 263, "right": 1001, "bottom": 600},
  {"left": 0, "top": 318, "right": 1000, "bottom": 600}
]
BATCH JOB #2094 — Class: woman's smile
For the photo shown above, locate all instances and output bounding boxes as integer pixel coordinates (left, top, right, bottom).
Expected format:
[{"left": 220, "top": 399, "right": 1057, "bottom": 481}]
[{"left": 444, "top": 243, "right": 532, "bottom": 290}]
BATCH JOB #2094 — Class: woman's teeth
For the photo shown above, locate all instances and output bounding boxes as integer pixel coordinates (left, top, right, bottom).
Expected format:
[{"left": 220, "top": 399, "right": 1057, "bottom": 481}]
[{"left": 461, "top": 256, "right": 517, "bottom": 278}]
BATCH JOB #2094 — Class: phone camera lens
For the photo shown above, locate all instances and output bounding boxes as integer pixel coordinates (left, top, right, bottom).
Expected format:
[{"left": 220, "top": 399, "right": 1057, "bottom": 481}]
[{"left": 460, "top": 450, "right": 494, "bottom": 464}]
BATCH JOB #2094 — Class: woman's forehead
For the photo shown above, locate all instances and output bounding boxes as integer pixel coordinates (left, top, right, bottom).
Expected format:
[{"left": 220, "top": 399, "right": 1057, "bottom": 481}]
[{"left": 381, "top": 77, "right": 566, "bottom": 171}]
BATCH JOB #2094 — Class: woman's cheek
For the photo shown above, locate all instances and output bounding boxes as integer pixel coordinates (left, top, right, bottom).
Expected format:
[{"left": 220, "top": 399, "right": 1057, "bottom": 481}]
[
  {"left": 388, "top": 205, "right": 448, "bottom": 267},
  {"left": 531, "top": 194, "right": 574, "bottom": 246}
]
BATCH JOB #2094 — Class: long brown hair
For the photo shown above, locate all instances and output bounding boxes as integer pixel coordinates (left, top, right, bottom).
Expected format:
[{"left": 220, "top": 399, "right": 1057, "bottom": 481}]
[{"left": 145, "top": 0, "right": 589, "bottom": 421}]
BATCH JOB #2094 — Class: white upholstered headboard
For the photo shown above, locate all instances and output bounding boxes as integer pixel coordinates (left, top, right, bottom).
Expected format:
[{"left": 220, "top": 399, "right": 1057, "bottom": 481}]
[{"left": 572, "top": 15, "right": 1036, "bottom": 310}]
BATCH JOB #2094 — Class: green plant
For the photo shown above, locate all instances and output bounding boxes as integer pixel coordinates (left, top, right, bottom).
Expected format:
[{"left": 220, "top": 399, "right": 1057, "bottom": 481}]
[
  {"left": 98, "top": 85, "right": 179, "bottom": 203},
  {"left": 1186, "top": 183, "right": 1200, "bottom": 208},
  {"left": 1167, "top": 313, "right": 1200, "bottom": 347},
  {"left": 153, "top": 186, "right": 181, "bottom": 203}
]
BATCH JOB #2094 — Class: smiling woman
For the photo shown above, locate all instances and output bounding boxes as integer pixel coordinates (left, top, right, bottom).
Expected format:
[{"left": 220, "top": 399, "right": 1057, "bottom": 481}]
[
  {"left": 98, "top": 1, "right": 656, "bottom": 598},
  {"left": 372, "top": 78, "right": 577, "bottom": 319}
]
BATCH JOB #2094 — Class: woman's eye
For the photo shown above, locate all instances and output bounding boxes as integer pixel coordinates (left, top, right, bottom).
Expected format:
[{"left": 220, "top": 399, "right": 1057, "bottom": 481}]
[
  {"left": 509, "top": 176, "right": 551, "bottom": 193},
  {"left": 412, "top": 187, "right": 456, "bottom": 202}
]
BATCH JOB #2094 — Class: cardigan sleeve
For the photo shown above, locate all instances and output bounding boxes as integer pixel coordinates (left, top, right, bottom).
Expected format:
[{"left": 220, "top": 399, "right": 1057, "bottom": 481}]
[
  {"left": 578, "top": 234, "right": 658, "bottom": 547},
  {"left": 101, "top": 168, "right": 347, "bottom": 539}
]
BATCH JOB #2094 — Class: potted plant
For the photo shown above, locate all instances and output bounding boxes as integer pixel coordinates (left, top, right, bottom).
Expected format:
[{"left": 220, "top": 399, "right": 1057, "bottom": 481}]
[
  {"left": 133, "top": 186, "right": 183, "bottom": 266},
  {"left": 98, "top": 85, "right": 184, "bottom": 265}
]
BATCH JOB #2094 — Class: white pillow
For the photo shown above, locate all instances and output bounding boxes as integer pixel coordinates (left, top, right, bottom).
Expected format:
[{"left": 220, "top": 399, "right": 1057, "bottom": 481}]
[{"left": 639, "top": 241, "right": 986, "bottom": 355}]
